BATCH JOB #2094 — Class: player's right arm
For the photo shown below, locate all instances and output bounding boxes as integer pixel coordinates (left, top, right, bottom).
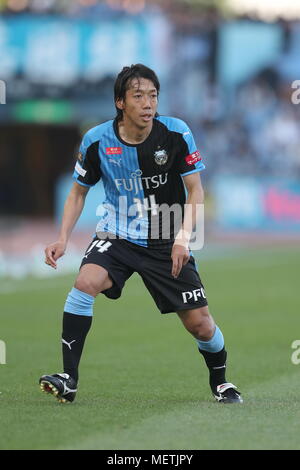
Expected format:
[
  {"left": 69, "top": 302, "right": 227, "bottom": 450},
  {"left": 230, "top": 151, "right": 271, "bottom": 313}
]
[
  {"left": 45, "top": 128, "right": 101, "bottom": 269},
  {"left": 45, "top": 182, "right": 89, "bottom": 269}
]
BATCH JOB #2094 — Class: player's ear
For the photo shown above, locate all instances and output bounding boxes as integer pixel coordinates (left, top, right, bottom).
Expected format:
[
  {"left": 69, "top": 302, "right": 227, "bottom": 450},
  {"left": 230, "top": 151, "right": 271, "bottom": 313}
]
[{"left": 116, "top": 98, "right": 124, "bottom": 111}]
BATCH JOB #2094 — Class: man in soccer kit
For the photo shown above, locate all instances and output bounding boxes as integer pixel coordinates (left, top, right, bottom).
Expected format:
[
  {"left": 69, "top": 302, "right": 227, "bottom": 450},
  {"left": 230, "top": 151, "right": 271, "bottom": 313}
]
[{"left": 40, "top": 64, "right": 242, "bottom": 404}]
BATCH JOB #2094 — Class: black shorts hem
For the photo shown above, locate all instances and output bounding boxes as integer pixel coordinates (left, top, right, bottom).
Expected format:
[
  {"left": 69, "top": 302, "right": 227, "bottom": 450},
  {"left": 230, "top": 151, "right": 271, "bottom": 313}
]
[{"left": 161, "top": 302, "right": 208, "bottom": 314}]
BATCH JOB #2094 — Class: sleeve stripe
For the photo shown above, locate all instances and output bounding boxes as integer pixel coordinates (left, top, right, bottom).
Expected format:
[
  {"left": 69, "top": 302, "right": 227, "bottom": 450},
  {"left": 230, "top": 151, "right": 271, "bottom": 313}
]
[
  {"left": 181, "top": 165, "right": 205, "bottom": 177},
  {"left": 75, "top": 162, "right": 87, "bottom": 177}
]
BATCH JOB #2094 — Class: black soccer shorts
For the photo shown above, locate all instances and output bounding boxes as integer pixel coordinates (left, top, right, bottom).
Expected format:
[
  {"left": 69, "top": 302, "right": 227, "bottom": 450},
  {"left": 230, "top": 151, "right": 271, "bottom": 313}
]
[{"left": 80, "top": 236, "right": 208, "bottom": 314}]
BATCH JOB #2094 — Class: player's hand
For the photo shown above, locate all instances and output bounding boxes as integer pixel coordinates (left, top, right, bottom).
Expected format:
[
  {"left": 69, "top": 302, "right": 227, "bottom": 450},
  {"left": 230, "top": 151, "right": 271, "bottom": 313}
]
[
  {"left": 44, "top": 241, "right": 67, "bottom": 269},
  {"left": 171, "top": 243, "right": 190, "bottom": 279}
]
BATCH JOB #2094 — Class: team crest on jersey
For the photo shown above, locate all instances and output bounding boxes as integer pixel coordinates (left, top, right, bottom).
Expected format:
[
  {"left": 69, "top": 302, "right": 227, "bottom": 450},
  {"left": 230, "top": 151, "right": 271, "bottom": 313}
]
[{"left": 154, "top": 149, "right": 168, "bottom": 166}]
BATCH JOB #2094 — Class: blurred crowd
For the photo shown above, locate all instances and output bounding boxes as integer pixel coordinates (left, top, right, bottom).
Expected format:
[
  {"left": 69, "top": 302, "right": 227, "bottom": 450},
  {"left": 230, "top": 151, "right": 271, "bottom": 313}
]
[
  {"left": 192, "top": 72, "right": 300, "bottom": 179},
  {"left": 0, "top": 0, "right": 221, "bottom": 17},
  {"left": 1, "top": 0, "right": 299, "bottom": 182},
  {"left": 0, "top": 0, "right": 147, "bottom": 15},
  {"left": 0, "top": 0, "right": 223, "bottom": 32}
]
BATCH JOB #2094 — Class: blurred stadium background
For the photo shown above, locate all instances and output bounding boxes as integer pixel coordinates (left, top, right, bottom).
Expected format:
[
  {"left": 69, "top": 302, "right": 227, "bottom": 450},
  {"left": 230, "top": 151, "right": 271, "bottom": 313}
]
[
  {"left": 1, "top": 0, "right": 300, "bottom": 451},
  {"left": 0, "top": 0, "right": 300, "bottom": 278}
]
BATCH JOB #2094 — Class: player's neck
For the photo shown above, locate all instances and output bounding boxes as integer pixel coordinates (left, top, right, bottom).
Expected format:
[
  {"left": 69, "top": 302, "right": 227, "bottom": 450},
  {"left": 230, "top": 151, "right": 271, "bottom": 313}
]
[{"left": 118, "top": 118, "right": 153, "bottom": 145}]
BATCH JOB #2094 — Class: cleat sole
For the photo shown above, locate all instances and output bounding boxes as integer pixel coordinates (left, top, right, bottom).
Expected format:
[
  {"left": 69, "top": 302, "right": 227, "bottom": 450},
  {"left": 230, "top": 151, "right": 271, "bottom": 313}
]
[
  {"left": 39, "top": 374, "right": 77, "bottom": 404},
  {"left": 57, "top": 398, "right": 68, "bottom": 404},
  {"left": 40, "top": 380, "right": 70, "bottom": 403}
]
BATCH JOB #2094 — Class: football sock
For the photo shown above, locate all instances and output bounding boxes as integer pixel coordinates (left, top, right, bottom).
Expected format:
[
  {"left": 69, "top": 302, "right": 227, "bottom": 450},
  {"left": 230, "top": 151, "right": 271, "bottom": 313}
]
[
  {"left": 62, "top": 288, "right": 95, "bottom": 383},
  {"left": 62, "top": 312, "right": 92, "bottom": 384},
  {"left": 197, "top": 326, "right": 227, "bottom": 393},
  {"left": 64, "top": 287, "right": 95, "bottom": 317}
]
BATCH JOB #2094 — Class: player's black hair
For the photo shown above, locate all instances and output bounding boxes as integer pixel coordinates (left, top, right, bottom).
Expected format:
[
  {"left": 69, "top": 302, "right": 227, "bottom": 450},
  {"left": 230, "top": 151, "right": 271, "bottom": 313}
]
[{"left": 114, "top": 64, "right": 160, "bottom": 122}]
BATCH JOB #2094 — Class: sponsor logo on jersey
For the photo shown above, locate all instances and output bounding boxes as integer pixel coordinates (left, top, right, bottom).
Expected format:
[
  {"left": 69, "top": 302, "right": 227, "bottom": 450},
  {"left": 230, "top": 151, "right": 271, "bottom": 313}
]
[
  {"left": 106, "top": 147, "right": 122, "bottom": 155},
  {"left": 154, "top": 149, "right": 168, "bottom": 166},
  {"left": 182, "top": 288, "right": 206, "bottom": 303},
  {"left": 114, "top": 170, "right": 168, "bottom": 195},
  {"left": 185, "top": 150, "right": 201, "bottom": 166}
]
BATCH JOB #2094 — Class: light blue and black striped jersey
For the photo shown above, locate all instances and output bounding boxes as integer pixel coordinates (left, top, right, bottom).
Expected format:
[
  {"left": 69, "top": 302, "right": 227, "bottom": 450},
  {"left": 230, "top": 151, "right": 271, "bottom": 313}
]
[{"left": 73, "top": 116, "right": 205, "bottom": 248}]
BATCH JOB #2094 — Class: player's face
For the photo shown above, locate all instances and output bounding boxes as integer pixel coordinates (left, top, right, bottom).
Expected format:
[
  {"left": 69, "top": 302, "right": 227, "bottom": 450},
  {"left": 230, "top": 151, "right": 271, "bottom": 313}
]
[{"left": 117, "top": 78, "right": 158, "bottom": 129}]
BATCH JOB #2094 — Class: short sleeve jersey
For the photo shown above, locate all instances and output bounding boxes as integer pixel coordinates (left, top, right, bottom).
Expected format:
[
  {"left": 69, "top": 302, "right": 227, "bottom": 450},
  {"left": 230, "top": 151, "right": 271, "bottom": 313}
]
[{"left": 73, "top": 116, "right": 205, "bottom": 248}]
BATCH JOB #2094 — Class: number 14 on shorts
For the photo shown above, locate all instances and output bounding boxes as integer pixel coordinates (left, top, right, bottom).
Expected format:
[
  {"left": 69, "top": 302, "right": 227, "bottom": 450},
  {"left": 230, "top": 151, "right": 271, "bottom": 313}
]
[{"left": 85, "top": 239, "right": 112, "bottom": 257}]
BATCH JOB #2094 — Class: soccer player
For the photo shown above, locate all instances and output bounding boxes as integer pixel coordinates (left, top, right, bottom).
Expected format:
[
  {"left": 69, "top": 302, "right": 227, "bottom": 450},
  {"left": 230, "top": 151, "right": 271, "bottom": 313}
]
[{"left": 40, "top": 64, "right": 242, "bottom": 404}]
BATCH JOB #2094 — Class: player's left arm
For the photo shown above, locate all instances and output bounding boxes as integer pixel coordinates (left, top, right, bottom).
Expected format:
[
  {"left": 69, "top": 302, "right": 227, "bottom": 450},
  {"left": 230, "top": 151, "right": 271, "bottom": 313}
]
[{"left": 171, "top": 172, "right": 204, "bottom": 279}]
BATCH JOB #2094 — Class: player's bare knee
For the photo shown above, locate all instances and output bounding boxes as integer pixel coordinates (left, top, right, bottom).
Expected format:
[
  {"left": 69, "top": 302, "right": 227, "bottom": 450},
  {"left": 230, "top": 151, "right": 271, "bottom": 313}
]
[
  {"left": 74, "top": 276, "right": 112, "bottom": 297},
  {"left": 194, "top": 323, "right": 215, "bottom": 341},
  {"left": 74, "top": 277, "right": 96, "bottom": 296},
  {"left": 75, "top": 264, "right": 113, "bottom": 296},
  {"left": 189, "top": 323, "right": 211, "bottom": 339},
  {"left": 187, "top": 314, "right": 215, "bottom": 340}
]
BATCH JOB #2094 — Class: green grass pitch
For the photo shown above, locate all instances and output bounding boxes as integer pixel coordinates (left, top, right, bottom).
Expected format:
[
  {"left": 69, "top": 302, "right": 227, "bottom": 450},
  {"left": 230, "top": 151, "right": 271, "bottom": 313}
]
[{"left": 0, "top": 243, "right": 299, "bottom": 450}]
